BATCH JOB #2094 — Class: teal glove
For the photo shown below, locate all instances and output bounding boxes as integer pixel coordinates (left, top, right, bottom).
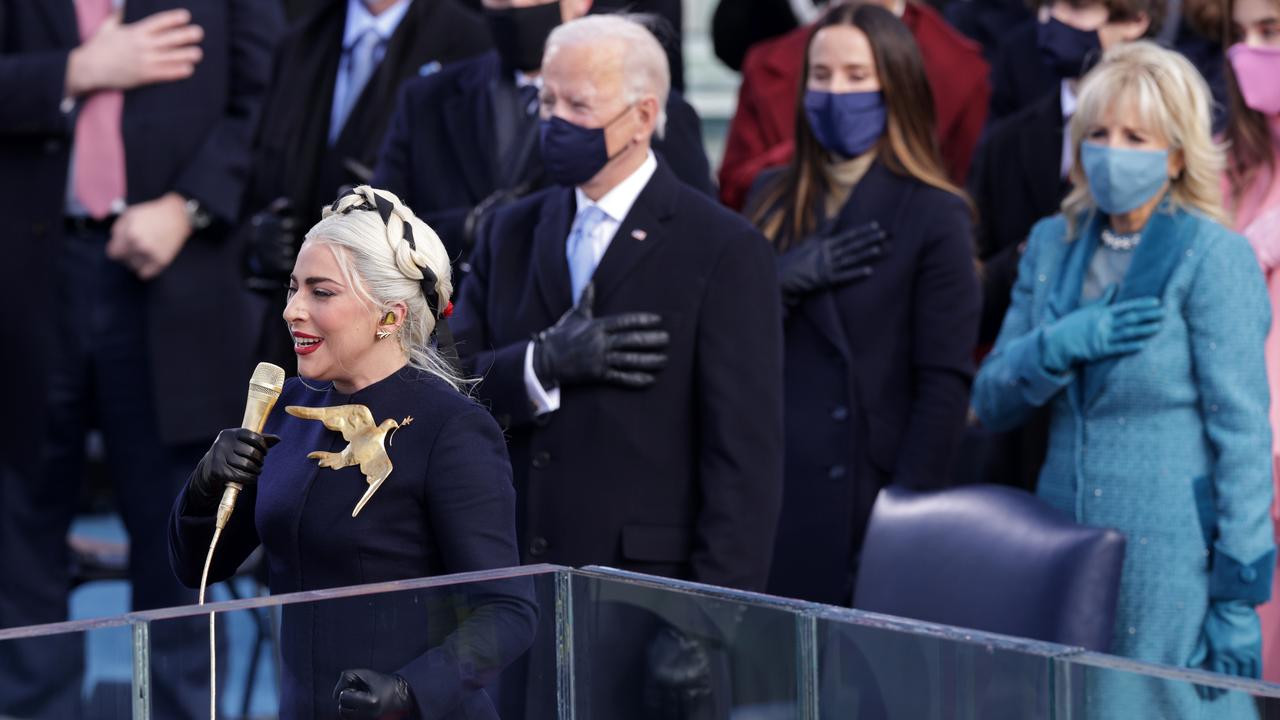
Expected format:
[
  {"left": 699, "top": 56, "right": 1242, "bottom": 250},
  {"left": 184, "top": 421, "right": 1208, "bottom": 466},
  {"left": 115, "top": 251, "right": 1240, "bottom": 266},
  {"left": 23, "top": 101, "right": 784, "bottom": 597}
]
[
  {"left": 1040, "top": 285, "right": 1163, "bottom": 373},
  {"left": 1189, "top": 600, "right": 1263, "bottom": 700}
]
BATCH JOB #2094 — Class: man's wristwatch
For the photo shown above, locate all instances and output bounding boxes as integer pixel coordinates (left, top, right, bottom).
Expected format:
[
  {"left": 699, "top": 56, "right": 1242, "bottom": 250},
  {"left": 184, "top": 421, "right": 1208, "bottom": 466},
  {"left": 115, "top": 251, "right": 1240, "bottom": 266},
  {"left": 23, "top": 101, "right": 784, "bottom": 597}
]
[{"left": 183, "top": 196, "right": 213, "bottom": 232}]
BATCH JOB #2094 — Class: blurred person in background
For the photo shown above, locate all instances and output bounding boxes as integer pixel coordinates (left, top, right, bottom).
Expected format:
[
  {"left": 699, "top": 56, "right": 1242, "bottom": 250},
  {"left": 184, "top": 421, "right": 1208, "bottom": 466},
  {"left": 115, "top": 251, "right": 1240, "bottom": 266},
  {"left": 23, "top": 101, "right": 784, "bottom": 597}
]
[
  {"left": 452, "top": 15, "right": 784, "bottom": 717},
  {"left": 1222, "top": 0, "right": 1280, "bottom": 683},
  {"left": 372, "top": 0, "right": 712, "bottom": 270},
  {"left": 241, "top": 0, "right": 492, "bottom": 372},
  {"left": 974, "top": 41, "right": 1273, "bottom": 716},
  {"left": 986, "top": 0, "right": 1162, "bottom": 123},
  {"left": 716, "top": 0, "right": 989, "bottom": 210},
  {"left": 745, "top": 2, "right": 979, "bottom": 604},
  {"left": 0, "top": 0, "right": 279, "bottom": 717}
]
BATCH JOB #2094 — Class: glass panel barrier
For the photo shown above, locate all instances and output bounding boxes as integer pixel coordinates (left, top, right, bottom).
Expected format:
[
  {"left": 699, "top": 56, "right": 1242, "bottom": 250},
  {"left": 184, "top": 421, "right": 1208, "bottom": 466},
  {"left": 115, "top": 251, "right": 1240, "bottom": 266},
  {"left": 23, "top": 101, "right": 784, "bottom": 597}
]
[
  {"left": 569, "top": 567, "right": 822, "bottom": 720},
  {"left": 1058, "top": 649, "right": 1280, "bottom": 720},
  {"left": 811, "top": 605, "right": 1076, "bottom": 720},
  {"left": 0, "top": 615, "right": 141, "bottom": 719}
]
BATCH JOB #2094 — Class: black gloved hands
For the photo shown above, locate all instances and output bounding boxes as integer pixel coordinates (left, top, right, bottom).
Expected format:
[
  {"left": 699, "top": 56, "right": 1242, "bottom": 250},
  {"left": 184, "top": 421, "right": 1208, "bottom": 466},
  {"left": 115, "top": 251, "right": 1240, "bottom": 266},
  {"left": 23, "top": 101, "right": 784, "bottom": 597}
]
[
  {"left": 188, "top": 429, "right": 280, "bottom": 512},
  {"left": 333, "top": 668, "right": 417, "bottom": 720},
  {"left": 244, "top": 197, "right": 300, "bottom": 291},
  {"left": 777, "top": 220, "right": 887, "bottom": 304},
  {"left": 643, "top": 626, "right": 715, "bottom": 720},
  {"left": 533, "top": 282, "right": 669, "bottom": 390}
]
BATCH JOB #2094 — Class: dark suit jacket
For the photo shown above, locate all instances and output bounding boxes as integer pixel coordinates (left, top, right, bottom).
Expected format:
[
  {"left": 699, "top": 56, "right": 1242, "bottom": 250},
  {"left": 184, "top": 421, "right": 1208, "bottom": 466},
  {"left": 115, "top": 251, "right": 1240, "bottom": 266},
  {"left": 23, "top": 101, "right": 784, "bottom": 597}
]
[
  {"left": 451, "top": 158, "right": 784, "bottom": 592},
  {"left": 0, "top": 0, "right": 280, "bottom": 448},
  {"left": 169, "top": 369, "right": 537, "bottom": 720},
  {"left": 987, "top": 20, "right": 1059, "bottom": 123},
  {"left": 970, "top": 90, "right": 1067, "bottom": 346},
  {"left": 244, "top": 0, "right": 491, "bottom": 231},
  {"left": 373, "top": 50, "right": 714, "bottom": 262},
  {"left": 717, "top": 3, "right": 990, "bottom": 210},
  {"left": 749, "top": 163, "right": 980, "bottom": 605}
]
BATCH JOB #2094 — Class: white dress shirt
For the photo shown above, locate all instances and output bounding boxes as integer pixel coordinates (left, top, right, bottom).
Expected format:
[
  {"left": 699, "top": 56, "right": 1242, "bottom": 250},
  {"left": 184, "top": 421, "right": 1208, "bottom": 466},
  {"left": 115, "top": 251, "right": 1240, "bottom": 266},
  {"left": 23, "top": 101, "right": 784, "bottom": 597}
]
[
  {"left": 1060, "top": 79, "right": 1079, "bottom": 180},
  {"left": 523, "top": 150, "right": 659, "bottom": 415}
]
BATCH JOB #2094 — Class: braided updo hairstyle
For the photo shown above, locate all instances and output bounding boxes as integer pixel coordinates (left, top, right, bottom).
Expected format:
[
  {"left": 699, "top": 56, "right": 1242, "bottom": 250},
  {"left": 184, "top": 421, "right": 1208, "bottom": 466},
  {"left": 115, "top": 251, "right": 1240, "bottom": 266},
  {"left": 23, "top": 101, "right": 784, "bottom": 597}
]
[{"left": 302, "top": 186, "right": 468, "bottom": 391}]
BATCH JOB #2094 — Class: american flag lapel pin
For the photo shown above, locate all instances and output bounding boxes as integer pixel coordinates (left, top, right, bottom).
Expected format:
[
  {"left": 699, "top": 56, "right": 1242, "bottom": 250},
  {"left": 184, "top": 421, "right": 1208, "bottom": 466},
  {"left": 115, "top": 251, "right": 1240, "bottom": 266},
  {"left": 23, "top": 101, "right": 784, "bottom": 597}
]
[{"left": 631, "top": 228, "right": 648, "bottom": 241}]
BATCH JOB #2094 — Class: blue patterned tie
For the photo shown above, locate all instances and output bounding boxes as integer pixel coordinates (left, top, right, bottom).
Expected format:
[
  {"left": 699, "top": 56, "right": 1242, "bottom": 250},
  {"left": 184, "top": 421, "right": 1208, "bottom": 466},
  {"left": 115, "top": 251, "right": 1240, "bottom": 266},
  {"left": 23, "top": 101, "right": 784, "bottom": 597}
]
[
  {"left": 566, "top": 205, "right": 608, "bottom": 304},
  {"left": 331, "top": 29, "right": 383, "bottom": 142}
]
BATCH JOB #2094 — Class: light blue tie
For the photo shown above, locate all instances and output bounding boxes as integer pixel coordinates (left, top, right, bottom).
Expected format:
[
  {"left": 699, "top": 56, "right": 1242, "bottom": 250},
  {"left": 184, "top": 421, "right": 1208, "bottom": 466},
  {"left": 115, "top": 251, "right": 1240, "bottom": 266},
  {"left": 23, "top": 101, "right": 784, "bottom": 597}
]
[
  {"left": 330, "top": 29, "right": 383, "bottom": 143},
  {"left": 566, "top": 205, "right": 608, "bottom": 304}
]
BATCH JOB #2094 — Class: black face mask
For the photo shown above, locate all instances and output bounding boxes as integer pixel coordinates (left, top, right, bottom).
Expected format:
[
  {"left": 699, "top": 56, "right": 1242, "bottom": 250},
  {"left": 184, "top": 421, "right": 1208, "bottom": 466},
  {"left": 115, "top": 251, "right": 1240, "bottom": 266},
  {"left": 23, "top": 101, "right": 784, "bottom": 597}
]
[
  {"left": 484, "top": 3, "right": 563, "bottom": 74},
  {"left": 1036, "top": 16, "right": 1102, "bottom": 79}
]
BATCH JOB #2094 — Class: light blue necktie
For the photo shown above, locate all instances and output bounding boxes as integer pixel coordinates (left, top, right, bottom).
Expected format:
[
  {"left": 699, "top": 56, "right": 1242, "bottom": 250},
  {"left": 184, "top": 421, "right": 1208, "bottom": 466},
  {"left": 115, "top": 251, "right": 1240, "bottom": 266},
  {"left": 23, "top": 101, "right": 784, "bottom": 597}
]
[
  {"left": 566, "top": 205, "right": 608, "bottom": 304},
  {"left": 330, "top": 29, "right": 383, "bottom": 143}
]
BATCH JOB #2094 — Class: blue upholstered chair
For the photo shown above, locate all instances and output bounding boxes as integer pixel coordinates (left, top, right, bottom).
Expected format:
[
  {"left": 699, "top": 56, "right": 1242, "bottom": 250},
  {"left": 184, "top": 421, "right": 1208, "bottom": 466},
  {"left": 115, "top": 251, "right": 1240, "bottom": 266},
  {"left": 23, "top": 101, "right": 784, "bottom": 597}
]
[{"left": 853, "top": 484, "right": 1126, "bottom": 651}]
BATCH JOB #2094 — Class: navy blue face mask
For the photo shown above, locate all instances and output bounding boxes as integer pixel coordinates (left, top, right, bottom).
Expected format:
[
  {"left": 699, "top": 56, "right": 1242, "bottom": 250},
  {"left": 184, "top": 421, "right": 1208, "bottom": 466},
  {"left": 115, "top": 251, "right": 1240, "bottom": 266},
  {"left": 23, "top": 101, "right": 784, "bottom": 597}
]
[
  {"left": 539, "top": 105, "right": 634, "bottom": 187},
  {"left": 803, "top": 90, "right": 886, "bottom": 159},
  {"left": 1036, "top": 17, "right": 1101, "bottom": 79}
]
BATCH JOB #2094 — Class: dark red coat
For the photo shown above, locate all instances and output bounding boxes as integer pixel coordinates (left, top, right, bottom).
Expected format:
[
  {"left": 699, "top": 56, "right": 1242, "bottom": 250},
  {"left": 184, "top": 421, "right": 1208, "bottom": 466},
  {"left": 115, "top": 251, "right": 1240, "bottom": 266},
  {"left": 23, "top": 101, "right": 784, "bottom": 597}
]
[{"left": 718, "top": 2, "right": 990, "bottom": 210}]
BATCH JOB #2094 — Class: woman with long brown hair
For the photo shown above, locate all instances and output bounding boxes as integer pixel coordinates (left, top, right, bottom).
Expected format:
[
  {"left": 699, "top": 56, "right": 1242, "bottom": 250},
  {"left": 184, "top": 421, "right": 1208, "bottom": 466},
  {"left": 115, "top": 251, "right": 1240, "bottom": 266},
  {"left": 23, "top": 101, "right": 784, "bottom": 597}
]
[
  {"left": 1222, "top": 0, "right": 1280, "bottom": 683},
  {"left": 745, "top": 1, "right": 980, "bottom": 605}
]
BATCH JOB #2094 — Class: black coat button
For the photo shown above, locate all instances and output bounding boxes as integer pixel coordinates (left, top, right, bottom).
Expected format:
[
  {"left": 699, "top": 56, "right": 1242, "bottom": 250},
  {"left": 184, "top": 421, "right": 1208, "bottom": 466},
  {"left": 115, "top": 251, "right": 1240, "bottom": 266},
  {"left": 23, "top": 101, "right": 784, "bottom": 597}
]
[
  {"left": 529, "top": 537, "right": 548, "bottom": 556},
  {"left": 828, "top": 465, "right": 847, "bottom": 480},
  {"left": 831, "top": 406, "right": 849, "bottom": 421},
  {"left": 532, "top": 451, "right": 550, "bottom": 469}
]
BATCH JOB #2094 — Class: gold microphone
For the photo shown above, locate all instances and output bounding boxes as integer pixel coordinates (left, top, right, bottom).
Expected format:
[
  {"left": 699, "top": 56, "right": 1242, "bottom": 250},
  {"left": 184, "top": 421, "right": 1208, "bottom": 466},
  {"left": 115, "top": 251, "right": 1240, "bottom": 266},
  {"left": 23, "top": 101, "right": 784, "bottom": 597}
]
[{"left": 215, "top": 362, "right": 286, "bottom": 531}]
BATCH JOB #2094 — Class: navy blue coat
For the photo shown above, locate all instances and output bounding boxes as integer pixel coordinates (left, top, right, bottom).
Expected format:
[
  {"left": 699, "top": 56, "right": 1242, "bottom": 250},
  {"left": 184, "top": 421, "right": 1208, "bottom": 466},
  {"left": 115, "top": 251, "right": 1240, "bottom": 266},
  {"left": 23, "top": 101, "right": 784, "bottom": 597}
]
[
  {"left": 751, "top": 162, "right": 981, "bottom": 605},
  {"left": 451, "top": 158, "right": 785, "bottom": 593},
  {"left": 0, "top": 0, "right": 280, "bottom": 448},
  {"left": 169, "top": 368, "right": 537, "bottom": 720},
  {"left": 372, "top": 50, "right": 715, "bottom": 261}
]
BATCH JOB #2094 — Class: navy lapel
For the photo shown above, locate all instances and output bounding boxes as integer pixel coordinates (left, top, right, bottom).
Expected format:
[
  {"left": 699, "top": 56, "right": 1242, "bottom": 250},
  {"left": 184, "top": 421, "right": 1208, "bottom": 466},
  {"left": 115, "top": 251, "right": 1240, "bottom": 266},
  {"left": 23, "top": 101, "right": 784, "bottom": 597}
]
[
  {"left": 589, "top": 161, "right": 679, "bottom": 307},
  {"left": 531, "top": 187, "right": 576, "bottom": 317},
  {"left": 40, "top": 2, "right": 78, "bottom": 48},
  {"left": 442, "top": 56, "right": 500, "bottom": 201},
  {"left": 1082, "top": 203, "right": 1189, "bottom": 406}
]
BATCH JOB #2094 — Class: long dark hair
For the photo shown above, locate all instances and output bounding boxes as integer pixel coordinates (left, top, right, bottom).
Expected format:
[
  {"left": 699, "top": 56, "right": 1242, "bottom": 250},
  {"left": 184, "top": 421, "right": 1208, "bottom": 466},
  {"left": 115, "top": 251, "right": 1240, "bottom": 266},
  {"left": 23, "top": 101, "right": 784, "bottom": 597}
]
[
  {"left": 749, "top": 2, "right": 967, "bottom": 248},
  {"left": 1222, "top": 0, "right": 1279, "bottom": 212}
]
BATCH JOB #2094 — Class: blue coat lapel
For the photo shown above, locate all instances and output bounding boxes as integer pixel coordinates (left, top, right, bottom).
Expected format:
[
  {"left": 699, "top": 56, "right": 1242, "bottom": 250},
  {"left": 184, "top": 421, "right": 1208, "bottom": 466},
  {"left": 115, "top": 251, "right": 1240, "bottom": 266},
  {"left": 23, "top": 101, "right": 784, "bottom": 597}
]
[
  {"left": 1047, "top": 212, "right": 1101, "bottom": 321},
  {"left": 1081, "top": 203, "right": 1192, "bottom": 406}
]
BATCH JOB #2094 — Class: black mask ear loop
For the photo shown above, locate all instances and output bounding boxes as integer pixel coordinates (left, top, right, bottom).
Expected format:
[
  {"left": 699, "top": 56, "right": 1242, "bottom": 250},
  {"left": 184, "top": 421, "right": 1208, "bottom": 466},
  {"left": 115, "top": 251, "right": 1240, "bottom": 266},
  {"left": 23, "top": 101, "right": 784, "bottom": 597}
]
[{"left": 371, "top": 193, "right": 460, "bottom": 373}]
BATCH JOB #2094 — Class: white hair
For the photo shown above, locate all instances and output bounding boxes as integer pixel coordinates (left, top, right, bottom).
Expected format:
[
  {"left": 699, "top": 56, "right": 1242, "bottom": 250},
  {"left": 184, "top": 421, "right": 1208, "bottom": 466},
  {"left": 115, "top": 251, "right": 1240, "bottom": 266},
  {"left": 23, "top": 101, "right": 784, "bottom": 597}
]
[
  {"left": 544, "top": 14, "right": 670, "bottom": 137},
  {"left": 303, "top": 186, "right": 469, "bottom": 392},
  {"left": 1063, "top": 41, "right": 1226, "bottom": 233}
]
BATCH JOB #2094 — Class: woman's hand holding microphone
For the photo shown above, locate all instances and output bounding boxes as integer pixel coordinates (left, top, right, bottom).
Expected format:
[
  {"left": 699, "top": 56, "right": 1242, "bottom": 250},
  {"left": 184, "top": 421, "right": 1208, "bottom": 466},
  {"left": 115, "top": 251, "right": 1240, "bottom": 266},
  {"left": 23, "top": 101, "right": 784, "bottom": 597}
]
[{"left": 187, "top": 428, "right": 280, "bottom": 512}]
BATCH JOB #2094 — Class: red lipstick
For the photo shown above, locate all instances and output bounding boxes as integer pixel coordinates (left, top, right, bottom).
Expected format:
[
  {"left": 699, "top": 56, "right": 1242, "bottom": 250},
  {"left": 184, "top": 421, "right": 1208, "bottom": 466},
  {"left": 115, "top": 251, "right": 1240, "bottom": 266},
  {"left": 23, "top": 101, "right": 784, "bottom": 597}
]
[{"left": 292, "top": 330, "right": 323, "bottom": 356}]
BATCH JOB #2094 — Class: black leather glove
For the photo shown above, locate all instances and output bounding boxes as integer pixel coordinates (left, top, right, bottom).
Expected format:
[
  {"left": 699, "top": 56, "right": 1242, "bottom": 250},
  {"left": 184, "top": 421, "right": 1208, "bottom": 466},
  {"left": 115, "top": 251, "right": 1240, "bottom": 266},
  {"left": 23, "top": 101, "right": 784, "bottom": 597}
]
[
  {"left": 187, "top": 429, "right": 280, "bottom": 512},
  {"left": 643, "top": 626, "right": 715, "bottom": 720},
  {"left": 333, "top": 668, "right": 417, "bottom": 720},
  {"left": 533, "top": 282, "right": 669, "bottom": 389},
  {"left": 244, "top": 197, "right": 300, "bottom": 291},
  {"left": 777, "top": 220, "right": 887, "bottom": 304}
]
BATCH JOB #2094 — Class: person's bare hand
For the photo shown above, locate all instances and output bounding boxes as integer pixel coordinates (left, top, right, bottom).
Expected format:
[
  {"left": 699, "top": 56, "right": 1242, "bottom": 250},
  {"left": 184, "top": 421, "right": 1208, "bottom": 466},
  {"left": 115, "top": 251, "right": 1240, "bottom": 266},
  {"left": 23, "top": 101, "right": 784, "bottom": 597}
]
[
  {"left": 106, "top": 193, "right": 193, "bottom": 280},
  {"left": 65, "top": 9, "right": 203, "bottom": 96}
]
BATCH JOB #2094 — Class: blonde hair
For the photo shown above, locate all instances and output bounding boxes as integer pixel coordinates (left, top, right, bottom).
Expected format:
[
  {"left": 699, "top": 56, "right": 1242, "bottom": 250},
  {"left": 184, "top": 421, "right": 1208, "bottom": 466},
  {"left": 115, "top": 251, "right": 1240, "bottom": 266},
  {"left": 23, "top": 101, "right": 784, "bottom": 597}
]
[
  {"left": 1062, "top": 41, "right": 1226, "bottom": 234},
  {"left": 544, "top": 14, "right": 670, "bottom": 137},
  {"left": 303, "top": 186, "right": 469, "bottom": 391}
]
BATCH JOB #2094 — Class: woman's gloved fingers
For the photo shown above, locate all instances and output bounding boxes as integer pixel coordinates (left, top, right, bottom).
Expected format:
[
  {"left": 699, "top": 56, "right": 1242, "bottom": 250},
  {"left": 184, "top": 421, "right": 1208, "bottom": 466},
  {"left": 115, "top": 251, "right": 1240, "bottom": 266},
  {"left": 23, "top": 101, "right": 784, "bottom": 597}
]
[
  {"left": 1109, "top": 295, "right": 1161, "bottom": 313},
  {"left": 1110, "top": 305, "right": 1165, "bottom": 325},
  {"left": 831, "top": 244, "right": 884, "bottom": 269},
  {"left": 831, "top": 265, "right": 875, "bottom": 284},
  {"left": 1110, "top": 322, "right": 1162, "bottom": 343}
]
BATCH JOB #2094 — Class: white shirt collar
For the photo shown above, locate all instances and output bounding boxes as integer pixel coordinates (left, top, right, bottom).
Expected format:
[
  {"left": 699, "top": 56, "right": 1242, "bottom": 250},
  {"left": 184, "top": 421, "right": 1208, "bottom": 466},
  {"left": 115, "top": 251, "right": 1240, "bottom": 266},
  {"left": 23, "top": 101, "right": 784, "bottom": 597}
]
[
  {"left": 574, "top": 150, "right": 658, "bottom": 223},
  {"left": 343, "top": 0, "right": 412, "bottom": 48}
]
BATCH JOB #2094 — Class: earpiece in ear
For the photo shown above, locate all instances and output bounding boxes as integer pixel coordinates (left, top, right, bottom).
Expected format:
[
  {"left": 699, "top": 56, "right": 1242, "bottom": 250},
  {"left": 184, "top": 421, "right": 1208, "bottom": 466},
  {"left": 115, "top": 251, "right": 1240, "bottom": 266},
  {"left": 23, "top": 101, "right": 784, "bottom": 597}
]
[{"left": 382, "top": 311, "right": 396, "bottom": 326}]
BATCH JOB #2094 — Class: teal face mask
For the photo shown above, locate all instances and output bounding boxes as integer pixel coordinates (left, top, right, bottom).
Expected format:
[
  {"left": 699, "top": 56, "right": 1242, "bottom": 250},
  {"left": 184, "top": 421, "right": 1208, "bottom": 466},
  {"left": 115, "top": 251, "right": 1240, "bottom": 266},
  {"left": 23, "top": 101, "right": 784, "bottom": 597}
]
[{"left": 1080, "top": 142, "right": 1170, "bottom": 215}]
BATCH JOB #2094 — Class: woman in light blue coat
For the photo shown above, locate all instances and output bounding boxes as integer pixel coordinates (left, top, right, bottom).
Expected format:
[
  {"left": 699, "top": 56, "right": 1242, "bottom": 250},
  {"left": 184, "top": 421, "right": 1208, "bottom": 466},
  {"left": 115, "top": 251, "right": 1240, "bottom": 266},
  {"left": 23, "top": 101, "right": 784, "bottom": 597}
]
[{"left": 974, "top": 41, "right": 1275, "bottom": 718}]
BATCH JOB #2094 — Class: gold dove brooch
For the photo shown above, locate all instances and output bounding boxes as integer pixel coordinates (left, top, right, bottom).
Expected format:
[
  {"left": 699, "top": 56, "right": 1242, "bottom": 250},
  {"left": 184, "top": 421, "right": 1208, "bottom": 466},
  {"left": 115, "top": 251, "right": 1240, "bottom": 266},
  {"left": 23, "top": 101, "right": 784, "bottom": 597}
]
[{"left": 285, "top": 404, "right": 413, "bottom": 517}]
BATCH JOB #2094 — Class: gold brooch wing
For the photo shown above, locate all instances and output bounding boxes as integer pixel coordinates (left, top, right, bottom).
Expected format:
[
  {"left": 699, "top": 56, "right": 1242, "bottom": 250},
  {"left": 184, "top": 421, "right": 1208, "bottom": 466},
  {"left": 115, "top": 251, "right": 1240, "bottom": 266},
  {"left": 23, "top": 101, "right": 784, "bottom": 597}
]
[{"left": 285, "top": 404, "right": 412, "bottom": 517}]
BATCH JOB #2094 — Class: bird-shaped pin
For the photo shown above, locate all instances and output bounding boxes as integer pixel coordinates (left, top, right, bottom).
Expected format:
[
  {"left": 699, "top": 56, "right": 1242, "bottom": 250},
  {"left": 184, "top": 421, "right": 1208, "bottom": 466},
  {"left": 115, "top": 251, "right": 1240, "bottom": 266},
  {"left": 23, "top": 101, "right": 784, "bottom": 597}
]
[{"left": 285, "top": 404, "right": 413, "bottom": 517}]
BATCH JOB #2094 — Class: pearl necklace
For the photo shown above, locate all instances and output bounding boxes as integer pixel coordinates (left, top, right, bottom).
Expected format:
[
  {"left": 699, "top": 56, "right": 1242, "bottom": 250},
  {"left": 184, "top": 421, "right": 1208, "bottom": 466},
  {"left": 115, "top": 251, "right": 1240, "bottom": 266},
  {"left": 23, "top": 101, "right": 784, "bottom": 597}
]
[{"left": 1100, "top": 227, "right": 1142, "bottom": 252}]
